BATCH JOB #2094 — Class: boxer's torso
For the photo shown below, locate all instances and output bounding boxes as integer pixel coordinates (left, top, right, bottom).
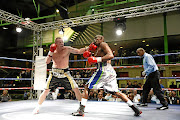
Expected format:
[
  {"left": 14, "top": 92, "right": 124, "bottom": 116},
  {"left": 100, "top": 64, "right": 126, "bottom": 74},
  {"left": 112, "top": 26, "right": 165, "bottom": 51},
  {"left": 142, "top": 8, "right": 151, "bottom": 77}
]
[
  {"left": 95, "top": 42, "right": 111, "bottom": 64},
  {"left": 52, "top": 46, "right": 70, "bottom": 68}
]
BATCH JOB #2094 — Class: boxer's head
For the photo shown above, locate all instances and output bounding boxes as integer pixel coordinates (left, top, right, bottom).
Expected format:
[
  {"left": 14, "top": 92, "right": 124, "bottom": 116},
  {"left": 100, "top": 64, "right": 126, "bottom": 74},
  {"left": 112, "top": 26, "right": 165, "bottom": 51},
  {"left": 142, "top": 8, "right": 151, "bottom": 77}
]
[
  {"left": 55, "top": 37, "right": 64, "bottom": 47},
  {"left": 94, "top": 35, "right": 104, "bottom": 46}
]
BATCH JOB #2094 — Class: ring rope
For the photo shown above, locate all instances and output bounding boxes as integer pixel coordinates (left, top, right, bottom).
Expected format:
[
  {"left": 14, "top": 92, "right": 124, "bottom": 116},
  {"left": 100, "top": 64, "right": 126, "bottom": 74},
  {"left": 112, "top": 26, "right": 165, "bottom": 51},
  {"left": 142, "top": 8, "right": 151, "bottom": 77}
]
[
  {"left": 0, "top": 63, "right": 179, "bottom": 71},
  {"left": 0, "top": 52, "right": 179, "bottom": 62},
  {"left": 0, "top": 87, "right": 180, "bottom": 91},
  {"left": 0, "top": 77, "right": 179, "bottom": 81}
]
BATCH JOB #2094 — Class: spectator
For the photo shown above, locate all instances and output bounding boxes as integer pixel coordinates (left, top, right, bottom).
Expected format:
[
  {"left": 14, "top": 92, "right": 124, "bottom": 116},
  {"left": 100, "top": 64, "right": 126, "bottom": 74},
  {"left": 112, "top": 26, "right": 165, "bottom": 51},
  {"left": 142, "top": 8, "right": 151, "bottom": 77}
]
[
  {"left": 93, "top": 92, "right": 107, "bottom": 101},
  {"left": 23, "top": 91, "right": 28, "bottom": 100},
  {"left": 133, "top": 81, "right": 140, "bottom": 88},
  {"left": 169, "top": 81, "right": 177, "bottom": 88},
  {"left": 74, "top": 72, "right": 81, "bottom": 79},
  {"left": 168, "top": 91, "right": 179, "bottom": 104},
  {"left": 133, "top": 90, "right": 141, "bottom": 103},
  {"left": 149, "top": 90, "right": 160, "bottom": 104},
  {"left": 88, "top": 90, "right": 94, "bottom": 100},
  {"left": 64, "top": 90, "right": 71, "bottom": 99},
  {"left": 128, "top": 93, "right": 134, "bottom": 101},
  {"left": 0, "top": 90, "right": 11, "bottom": 102},
  {"left": 105, "top": 93, "right": 112, "bottom": 101},
  {"left": 57, "top": 93, "right": 64, "bottom": 99},
  {"left": 126, "top": 81, "right": 134, "bottom": 88},
  {"left": 92, "top": 92, "right": 98, "bottom": 100}
]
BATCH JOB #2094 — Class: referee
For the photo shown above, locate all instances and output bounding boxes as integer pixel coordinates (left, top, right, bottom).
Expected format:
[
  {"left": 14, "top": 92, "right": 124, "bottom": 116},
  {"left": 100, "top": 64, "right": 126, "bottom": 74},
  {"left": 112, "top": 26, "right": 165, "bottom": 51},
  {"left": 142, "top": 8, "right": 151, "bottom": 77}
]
[{"left": 136, "top": 48, "right": 168, "bottom": 110}]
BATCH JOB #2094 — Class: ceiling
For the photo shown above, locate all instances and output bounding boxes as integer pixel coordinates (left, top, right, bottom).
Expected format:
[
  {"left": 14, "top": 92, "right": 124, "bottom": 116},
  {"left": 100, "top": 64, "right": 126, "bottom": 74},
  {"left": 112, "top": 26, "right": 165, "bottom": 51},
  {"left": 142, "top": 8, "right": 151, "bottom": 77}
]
[{"left": 0, "top": 0, "right": 179, "bottom": 58}]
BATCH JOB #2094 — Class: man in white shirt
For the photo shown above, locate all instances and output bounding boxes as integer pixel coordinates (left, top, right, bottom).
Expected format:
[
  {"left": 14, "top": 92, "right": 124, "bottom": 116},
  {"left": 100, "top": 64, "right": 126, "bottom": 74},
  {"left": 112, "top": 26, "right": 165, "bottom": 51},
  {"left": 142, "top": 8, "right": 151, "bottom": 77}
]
[{"left": 133, "top": 90, "right": 141, "bottom": 103}]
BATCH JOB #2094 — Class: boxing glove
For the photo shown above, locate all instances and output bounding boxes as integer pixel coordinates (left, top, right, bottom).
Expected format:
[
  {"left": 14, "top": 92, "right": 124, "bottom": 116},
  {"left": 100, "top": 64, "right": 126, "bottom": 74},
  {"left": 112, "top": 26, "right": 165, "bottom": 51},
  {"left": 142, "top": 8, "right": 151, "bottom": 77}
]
[
  {"left": 88, "top": 57, "right": 102, "bottom": 65},
  {"left": 83, "top": 51, "right": 91, "bottom": 58},
  {"left": 86, "top": 43, "right": 97, "bottom": 51},
  {"left": 48, "top": 43, "right": 57, "bottom": 57}
]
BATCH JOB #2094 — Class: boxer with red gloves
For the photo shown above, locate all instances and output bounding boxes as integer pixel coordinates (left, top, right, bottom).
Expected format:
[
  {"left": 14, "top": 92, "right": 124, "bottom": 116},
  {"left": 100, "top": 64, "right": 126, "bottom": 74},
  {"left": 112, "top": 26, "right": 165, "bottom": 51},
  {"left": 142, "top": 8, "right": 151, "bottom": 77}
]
[
  {"left": 73, "top": 35, "right": 142, "bottom": 117},
  {"left": 33, "top": 37, "right": 88, "bottom": 114}
]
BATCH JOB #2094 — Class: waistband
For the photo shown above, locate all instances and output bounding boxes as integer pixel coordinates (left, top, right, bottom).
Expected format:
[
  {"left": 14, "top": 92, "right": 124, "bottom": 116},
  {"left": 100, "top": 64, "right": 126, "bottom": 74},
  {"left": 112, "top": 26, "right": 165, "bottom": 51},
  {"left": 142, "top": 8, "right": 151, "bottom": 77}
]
[
  {"left": 96, "top": 62, "right": 107, "bottom": 69},
  {"left": 52, "top": 68, "right": 69, "bottom": 73}
]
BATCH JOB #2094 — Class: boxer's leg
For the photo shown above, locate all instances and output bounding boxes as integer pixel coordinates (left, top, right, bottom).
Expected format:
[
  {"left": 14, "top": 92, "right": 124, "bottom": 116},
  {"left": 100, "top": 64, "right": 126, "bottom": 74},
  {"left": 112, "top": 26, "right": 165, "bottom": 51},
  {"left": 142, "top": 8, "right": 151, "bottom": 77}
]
[{"left": 33, "top": 89, "right": 50, "bottom": 114}]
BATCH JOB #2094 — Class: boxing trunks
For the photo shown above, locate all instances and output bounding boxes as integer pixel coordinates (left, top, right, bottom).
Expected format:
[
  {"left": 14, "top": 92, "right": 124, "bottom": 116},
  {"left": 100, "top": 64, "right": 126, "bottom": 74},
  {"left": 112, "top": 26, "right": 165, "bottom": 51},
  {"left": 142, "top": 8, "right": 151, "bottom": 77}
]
[
  {"left": 87, "top": 62, "right": 119, "bottom": 92},
  {"left": 45, "top": 68, "right": 78, "bottom": 91}
]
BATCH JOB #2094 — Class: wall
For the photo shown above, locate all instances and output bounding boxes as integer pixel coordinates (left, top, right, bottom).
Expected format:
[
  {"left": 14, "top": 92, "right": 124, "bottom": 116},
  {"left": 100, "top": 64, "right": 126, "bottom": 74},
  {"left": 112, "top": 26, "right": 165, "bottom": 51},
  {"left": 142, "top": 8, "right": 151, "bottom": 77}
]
[{"left": 104, "top": 11, "right": 180, "bottom": 42}]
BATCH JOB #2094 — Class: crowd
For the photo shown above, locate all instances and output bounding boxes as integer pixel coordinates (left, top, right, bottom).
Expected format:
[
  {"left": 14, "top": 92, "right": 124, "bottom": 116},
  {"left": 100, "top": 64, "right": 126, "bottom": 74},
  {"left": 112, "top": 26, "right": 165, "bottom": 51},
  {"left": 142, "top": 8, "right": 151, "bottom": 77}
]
[{"left": 49, "top": 88, "right": 179, "bottom": 105}]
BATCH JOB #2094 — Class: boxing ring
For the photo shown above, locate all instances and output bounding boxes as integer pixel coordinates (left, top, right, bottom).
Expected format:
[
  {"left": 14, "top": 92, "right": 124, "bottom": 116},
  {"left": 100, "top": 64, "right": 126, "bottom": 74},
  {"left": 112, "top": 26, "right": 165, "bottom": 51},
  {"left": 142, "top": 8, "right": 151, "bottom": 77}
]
[
  {"left": 0, "top": 53, "right": 180, "bottom": 120},
  {"left": 0, "top": 100, "right": 180, "bottom": 120}
]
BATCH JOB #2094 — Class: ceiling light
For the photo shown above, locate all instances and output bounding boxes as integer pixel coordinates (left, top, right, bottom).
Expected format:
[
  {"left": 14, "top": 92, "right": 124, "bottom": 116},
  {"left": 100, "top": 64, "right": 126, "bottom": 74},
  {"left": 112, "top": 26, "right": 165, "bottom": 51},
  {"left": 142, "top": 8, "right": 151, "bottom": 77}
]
[
  {"left": 23, "top": 52, "right": 26, "bottom": 54},
  {"left": 142, "top": 40, "right": 145, "bottom": 43},
  {"left": 146, "top": 44, "right": 149, "bottom": 47},
  {"left": 114, "top": 17, "right": 126, "bottom": 36},
  {"left": 56, "top": 9, "right": 59, "bottom": 13},
  {"left": 120, "top": 46, "right": 123, "bottom": 49},
  {"left": 2, "top": 27, "right": 8, "bottom": 30},
  {"left": 116, "top": 29, "right": 123, "bottom": 36},
  {"left": 16, "top": 26, "right": 22, "bottom": 33},
  {"left": 114, "top": 43, "right": 117, "bottom": 46},
  {"left": 59, "top": 28, "right": 64, "bottom": 35}
]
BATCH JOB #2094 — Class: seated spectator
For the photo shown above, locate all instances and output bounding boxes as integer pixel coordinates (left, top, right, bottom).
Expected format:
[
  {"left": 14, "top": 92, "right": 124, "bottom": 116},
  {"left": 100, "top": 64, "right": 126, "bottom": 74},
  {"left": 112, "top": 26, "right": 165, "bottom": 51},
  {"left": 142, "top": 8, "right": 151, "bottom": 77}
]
[
  {"left": 64, "top": 90, "right": 71, "bottom": 99},
  {"left": 46, "top": 92, "right": 53, "bottom": 100},
  {"left": 105, "top": 93, "right": 112, "bottom": 101},
  {"left": 93, "top": 92, "right": 98, "bottom": 100},
  {"left": 128, "top": 93, "right": 134, "bottom": 101},
  {"left": 133, "top": 90, "right": 141, "bottom": 103},
  {"left": 138, "top": 83, "right": 142, "bottom": 88},
  {"left": 69, "top": 90, "right": 76, "bottom": 100},
  {"left": 88, "top": 90, "right": 94, "bottom": 100},
  {"left": 126, "top": 81, "right": 134, "bottom": 88},
  {"left": 168, "top": 91, "right": 179, "bottom": 104},
  {"left": 149, "top": 90, "right": 160, "bottom": 104},
  {"left": 169, "top": 81, "right": 177, "bottom": 88},
  {"left": 57, "top": 93, "right": 64, "bottom": 99},
  {"left": 93, "top": 92, "right": 107, "bottom": 101},
  {"left": 23, "top": 91, "right": 28, "bottom": 100},
  {"left": 0, "top": 90, "right": 11, "bottom": 102},
  {"left": 133, "top": 81, "right": 140, "bottom": 88}
]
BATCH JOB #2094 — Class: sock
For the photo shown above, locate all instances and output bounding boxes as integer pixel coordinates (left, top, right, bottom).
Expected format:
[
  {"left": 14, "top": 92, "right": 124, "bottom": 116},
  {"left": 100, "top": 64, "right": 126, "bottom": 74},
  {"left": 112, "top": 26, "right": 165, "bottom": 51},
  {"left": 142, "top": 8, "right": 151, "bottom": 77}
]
[
  {"left": 36, "top": 104, "right": 41, "bottom": 109},
  {"left": 127, "top": 100, "right": 133, "bottom": 106},
  {"left": 81, "top": 98, "right": 87, "bottom": 106}
]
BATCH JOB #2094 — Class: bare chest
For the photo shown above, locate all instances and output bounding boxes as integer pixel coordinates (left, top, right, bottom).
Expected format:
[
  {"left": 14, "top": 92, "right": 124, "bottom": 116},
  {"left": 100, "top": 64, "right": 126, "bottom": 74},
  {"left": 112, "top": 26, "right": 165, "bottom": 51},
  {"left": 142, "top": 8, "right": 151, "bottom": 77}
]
[
  {"left": 52, "top": 50, "right": 69, "bottom": 61},
  {"left": 94, "top": 47, "right": 105, "bottom": 57}
]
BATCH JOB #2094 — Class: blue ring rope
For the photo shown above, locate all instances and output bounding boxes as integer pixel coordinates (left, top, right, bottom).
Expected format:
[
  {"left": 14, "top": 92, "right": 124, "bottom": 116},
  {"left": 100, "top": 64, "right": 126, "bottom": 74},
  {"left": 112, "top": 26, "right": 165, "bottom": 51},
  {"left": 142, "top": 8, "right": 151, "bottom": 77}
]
[{"left": 0, "top": 52, "right": 179, "bottom": 62}]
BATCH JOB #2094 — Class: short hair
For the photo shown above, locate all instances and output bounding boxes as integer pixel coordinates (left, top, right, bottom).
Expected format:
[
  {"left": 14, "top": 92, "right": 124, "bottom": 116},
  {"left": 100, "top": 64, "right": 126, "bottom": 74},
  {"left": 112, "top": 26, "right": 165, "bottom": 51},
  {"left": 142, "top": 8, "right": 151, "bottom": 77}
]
[
  {"left": 55, "top": 37, "right": 62, "bottom": 42},
  {"left": 95, "top": 35, "right": 104, "bottom": 41},
  {"left": 136, "top": 48, "right": 145, "bottom": 52}
]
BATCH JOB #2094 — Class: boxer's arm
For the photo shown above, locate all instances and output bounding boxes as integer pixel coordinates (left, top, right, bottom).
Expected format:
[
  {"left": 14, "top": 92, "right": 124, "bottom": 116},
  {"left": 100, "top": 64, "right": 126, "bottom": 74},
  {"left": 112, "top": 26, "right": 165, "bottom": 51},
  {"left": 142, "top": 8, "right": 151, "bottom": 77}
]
[
  {"left": 68, "top": 46, "right": 86, "bottom": 54},
  {"left": 46, "top": 56, "right": 52, "bottom": 64},
  {"left": 100, "top": 42, "right": 114, "bottom": 62}
]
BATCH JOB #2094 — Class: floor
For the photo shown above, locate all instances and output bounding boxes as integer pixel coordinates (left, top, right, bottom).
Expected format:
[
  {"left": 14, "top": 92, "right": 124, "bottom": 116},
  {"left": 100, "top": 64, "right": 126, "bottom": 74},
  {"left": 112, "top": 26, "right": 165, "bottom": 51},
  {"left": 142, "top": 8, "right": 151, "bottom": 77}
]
[{"left": 0, "top": 99, "right": 180, "bottom": 120}]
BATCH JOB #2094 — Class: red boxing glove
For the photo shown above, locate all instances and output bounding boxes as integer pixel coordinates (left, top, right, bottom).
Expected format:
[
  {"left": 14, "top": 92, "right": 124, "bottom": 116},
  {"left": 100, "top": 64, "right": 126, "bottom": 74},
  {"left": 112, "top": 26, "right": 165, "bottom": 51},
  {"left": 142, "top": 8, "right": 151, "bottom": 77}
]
[
  {"left": 88, "top": 57, "right": 102, "bottom": 65},
  {"left": 48, "top": 43, "right": 57, "bottom": 57},
  {"left": 50, "top": 43, "right": 57, "bottom": 52},
  {"left": 88, "top": 43, "right": 97, "bottom": 51},
  {"left": 83, "top": 51, "right": 91, "bottom": 58}
]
